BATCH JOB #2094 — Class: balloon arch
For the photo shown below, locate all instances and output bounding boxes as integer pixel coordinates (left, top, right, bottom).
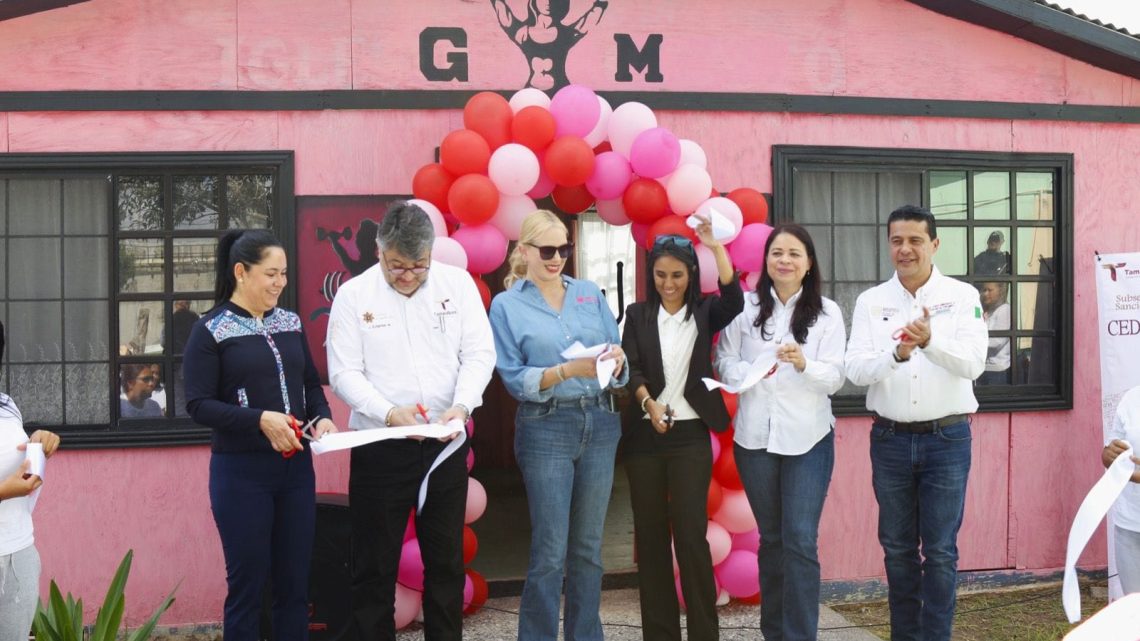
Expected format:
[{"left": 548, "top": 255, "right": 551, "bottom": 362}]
[{"left": 395, "top": 86, "right": 773, "bottom": 626}]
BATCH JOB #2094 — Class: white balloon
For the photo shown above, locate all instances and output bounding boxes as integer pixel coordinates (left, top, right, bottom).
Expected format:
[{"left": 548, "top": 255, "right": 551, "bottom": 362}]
[
  {"left": 583, "top": 96, "right": 613, "bottom": 148},
  {"left": 488, "top": 143, "right": 540, "bottom": 196},
  {"left": 608, "top": 101, "right": 657, "bottom": 158},
  {"left": 509, "top": 88, "right": 551, "bottom": 114},
  {"left": 432, "top": 236, "right": 468, "bottom": 270},
  {"left": 407, "top": 198, "right": 447, "bottom": 237},
  {"left": 678, "top": 139, "right": 708, "bottom": 170}
]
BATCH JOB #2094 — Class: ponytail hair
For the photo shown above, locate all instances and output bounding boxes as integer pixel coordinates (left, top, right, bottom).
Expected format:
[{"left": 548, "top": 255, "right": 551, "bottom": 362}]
[
  {"left": 213, "top": 229, "right": 283, "bottom": 307},
  {"left": 503, "top": 209, "right": 567, "bottom": 289}
]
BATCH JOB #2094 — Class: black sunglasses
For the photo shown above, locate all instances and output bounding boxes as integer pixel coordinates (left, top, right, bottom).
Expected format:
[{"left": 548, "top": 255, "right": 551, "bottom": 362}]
[
  {"left": 526, "top": 242, "right": 574, "bottom": 260},
  {"left": 653, "top": 235, "right": 694, "bottom": 252}
]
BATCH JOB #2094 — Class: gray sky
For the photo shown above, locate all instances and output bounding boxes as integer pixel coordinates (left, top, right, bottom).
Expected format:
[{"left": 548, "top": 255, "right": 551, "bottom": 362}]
[{"left": 1051, "top": 1, "right": 1140, "bottom": 32}]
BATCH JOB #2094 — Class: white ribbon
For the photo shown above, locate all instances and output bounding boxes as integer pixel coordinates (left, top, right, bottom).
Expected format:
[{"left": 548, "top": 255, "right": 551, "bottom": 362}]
[
  {"left": 1063, "top": 442, "right": 1137, "bottom": 623},
  {"left": 310, "top": 420, "right": 467, "bottom": 514}
]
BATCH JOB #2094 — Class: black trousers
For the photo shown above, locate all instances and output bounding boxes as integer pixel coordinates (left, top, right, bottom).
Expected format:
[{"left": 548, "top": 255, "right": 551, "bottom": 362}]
[
  {"left": 624, "top": 419, "right": 719, "bottom": 641},
  {"left": 347, "top": 438, "right": 469, "bottom": 641}
]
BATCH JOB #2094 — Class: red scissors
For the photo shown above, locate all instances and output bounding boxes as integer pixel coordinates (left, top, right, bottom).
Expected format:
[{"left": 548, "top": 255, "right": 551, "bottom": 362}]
[{"left": 283, "top": 416, "right": 319, "bottom": 458}]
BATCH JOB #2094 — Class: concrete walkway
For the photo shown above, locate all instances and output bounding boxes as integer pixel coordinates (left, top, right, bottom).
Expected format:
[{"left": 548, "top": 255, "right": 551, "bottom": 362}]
[{"left": 397, "top": 588, "right": 883, "bottom": 640}]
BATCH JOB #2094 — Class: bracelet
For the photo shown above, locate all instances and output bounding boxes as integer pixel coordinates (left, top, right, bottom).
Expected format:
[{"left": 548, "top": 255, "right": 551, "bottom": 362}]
[
  {"left": 554, "top": 364, "right": 567, "bottom": 383},
  {"left": 640, "top": 395, "right": 651, "bottom": 413},
  {"left": 384, "top": 407, "right": 396, "bottom": 427},
  {"left": 454, "top": 403, "right": 471, "bottom": 421}
]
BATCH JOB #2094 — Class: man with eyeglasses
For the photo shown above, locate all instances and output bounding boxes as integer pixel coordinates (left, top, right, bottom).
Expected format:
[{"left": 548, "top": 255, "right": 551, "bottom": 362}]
[{"left": 326, "top": 201, "right": 496, "bottom": 641}]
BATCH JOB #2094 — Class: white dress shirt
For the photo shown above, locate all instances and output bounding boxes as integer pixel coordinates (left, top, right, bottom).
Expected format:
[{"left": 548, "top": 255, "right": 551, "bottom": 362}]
[
  {"left": 715, "top": 290, "right": 846, "bottom": 455},
  {"left": 0, "top": 397, "right": 33, "bottom": 556},
  {"left": 647, "top": 305, "right": 699, "bottom": 421},
  {"left": 985, "top": 302, "right": 1011, "bottom": 372},
  {"left": 326, "top": 261, "right": 496, "bottom": 430},
  {"left": 1107, "top": 386, "right": 1140, "bottom": 532},
  {"left": 845, "top": 267, "right": 988, "bottom": 422}
]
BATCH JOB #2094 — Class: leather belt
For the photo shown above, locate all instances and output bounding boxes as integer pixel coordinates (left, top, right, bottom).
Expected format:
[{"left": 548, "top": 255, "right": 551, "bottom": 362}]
[{"left": 872, "top": 413, "right": 967, "bottom": 434}]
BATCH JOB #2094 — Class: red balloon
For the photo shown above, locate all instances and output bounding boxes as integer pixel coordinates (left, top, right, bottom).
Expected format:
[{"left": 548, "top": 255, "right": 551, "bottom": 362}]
[
  {"left": 717, "top": 426, "right": 735, "bottom": 451},
  {"left": 464, "top": 91, "right": 513, "bottom": 150},
  {"left": 544, "top": 136, "right": 595, "bottom": 186},
  {"left": 448, "top": 174, "right": 500, "bottom": 226},
  {"left": 713, "top": 443, "right": 743, "bottom": 490},
  {"left": 646, "top": 214, "right": 698, "bottom": 250},
  {"left": 593, "top": 141, "right": 613, "bottom": 154},
  {"left": 735, "top": 590, "right": 762, "bottom": 604},
  {"left": 471, "top": 273, "right": 491, "bottom": 311},
  {"left": 412, "top": 163, "right": 456, "bottom": 213},
  {"left": 707, "top": 479, "right": 724, "bottom": 518},
  {"left": 721, "top": 389, "right": 738, "bottom": 419},
  {"left": 551, "top": 184, "right": 595, "bottom": 215},
  {"left": 464, "top": 569, "right": 489, "bottom": 614},
  {"left": 462, "top": 525, "right": 479, "bottom": 565},
  {"left": 511, "top": 106, "right": 557, "bottom": 152},
  {"left": 440, "top": 129, "right": 492, "bottom": 176},
  {"left": 622, "top": 178, "right": 669, "bottom": 225},
  {"left": 727, "top": 187, "right": 769, "bottom": 226}
]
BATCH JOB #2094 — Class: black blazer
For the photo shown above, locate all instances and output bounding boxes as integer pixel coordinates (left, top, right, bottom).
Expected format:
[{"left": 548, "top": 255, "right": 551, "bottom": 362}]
[{"left": 621, "top": 276, "right": 745, "bottom": 435}]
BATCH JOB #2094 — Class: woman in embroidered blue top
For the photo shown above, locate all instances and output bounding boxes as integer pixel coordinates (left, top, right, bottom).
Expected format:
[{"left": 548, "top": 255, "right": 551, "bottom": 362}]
[
  {"left": 183, "top": 229, "right": 338, "bottom": 641},
  {"left": 489, "top": 210, "right": 628, "bottom": 641}
]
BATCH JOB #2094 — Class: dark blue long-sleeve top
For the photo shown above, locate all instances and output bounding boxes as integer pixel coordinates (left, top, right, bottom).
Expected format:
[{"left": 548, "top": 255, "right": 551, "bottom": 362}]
[{"left": 183, "top": 301, "right": 332, "bottom": 453}]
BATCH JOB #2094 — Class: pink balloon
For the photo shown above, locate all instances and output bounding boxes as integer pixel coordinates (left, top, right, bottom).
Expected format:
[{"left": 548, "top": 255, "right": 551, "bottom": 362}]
[
  {"left": 403, "top": 515, "right": 416, "bottom": 542},
  {"left": 550, "top": 84, "right": 601, "bottom": 138},
  {"left": 463, "top": 574, "right": 475, "bottom": 608},
  {"left": 716, "top": 550, "right": 760, "bottom": 598},
  {"left": 407, "top": 199, "right": 447, "bottom": 237},
  {"left": 465, "top": 477, "right": 487, "bottom": 524},
  {"left": 678, "top": 139, "right": 708, "bottom": 170},
  {"left": 451, "top": 224, "right": 508, "bottom": 275},
  {"left": 528, "top": 153, "right": 556, "bottom": 199},
  {"left": 629, "top": 127, "right": 681, "bottom": 179},
  {"left": 394, "top": 583, "right": 423, "bottom": 630},
  {"left": 608, "top": 102, "right": 657, "bottom": 158},
  {"left": 488, "top": 143, "right": 540, "bottom": 196},
  {"left": 397, "top": 539, "right": 425, "bottom": 591},
  {"left": 466, "top": 447, "right": 475, "bottom": 472},
  {"left": 709, "top": 431, "right": 721, "bottom": 463},
  {"left": 706, "top": 520, "right": 732, "bottom": 566},
  {"left": 731, "top": 528, "right": 760, "bottom": 553},
  {"left": 430, "top": 234, "right": 467, "bottom": 269},
  {"left": 674, "top": 573, "right": 687, "bottom": 611},
  {"left": 432, "top": 236, "right": 468, "bottom": 270},
  {"left": 583, "top": 95, "right": 613, "bottom": 147},
  {"left": 509, "top": 88, "right": 551, "bottom": 114},
  {"left": 465, "top": 416, "right": 475, "bottom": 437},
  {"left": 596, "top": 198, "right": 631, "bottom": 226},
  {"left": 713, "top": 489, "right": 757, "bottom": 534},
  {"left": 489, "top": 193, "right": 538, "bottom": 241},
  {"left": 743, "top": 271, "right": 761, "bottom": 291},
  {"left": 694, "top": 244, "right": 719, "bottom": 294},
  {"left": 630, "top": 221, "right": 650, "bottom": 249},
  {"left": 696, "top": 197, "right": 744, "bottom": 243},
  {"left": 727, "top": 223, "right": 775, "bottom": 275},
  {"left": 585, "top": 151, "right": 633, "bottom": 200},
  {"left": 666, "top": 164, "right": 713, "bottom": 215}
]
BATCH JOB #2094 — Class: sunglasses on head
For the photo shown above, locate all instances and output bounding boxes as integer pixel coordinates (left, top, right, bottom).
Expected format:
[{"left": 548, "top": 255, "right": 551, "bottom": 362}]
[
  {"left": 526, "top": 242, "right": 574, "bottom": 260},
  {"left": 653, "top": 235, "right": 694, "bottom": 252}
]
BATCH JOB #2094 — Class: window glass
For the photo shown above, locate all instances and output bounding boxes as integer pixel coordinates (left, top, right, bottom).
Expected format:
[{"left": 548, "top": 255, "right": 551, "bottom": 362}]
[
  {"left": 932, "top": 226, "right": 967, "bottom": 277},
  {"left": 63, "top": 179, "right": 110, "bottom": 234},
  {"left": 64, "top": 237, "right": 109, "bottom": 298},
  {"left": 65, "top": 300, "right": 109, "bottom": 361},
  {"left": 929, "top": 171, "right": 966, "bottom": 220},
  {"left": 118, "top": 362, "right": 166, "bottom": 420},
  {"left": 172, "top": 299, "right": 210, "bottom": 355},
  {"left": 118, "top": 239, "right": 165, "bottom": 293},
  {"left": 10, "top": 238, "right": 61, "bottom": 299},
  {"left": 972, "top": 227, "right": 1011, "bottom": 276},
  {"left": 833, "top": 225, "right": 878, "bottom": 280},
  {"left": 173, "top": 238, "right": 217, "bottom": 292},
  {"left": 833, "top": 172, "right": 876, "bottom": 224},
  {"left": 118, "top": 301, "right": 166, "bottom": 356},
  {"left": 973, "top": 171, "right": 1011, "bottom": 220},
  {"left": 1017, "top": 172, "right": 1054, "bottom": 221},
  {"left": 9, "top": 364, "right": 63, "bottom": 424},
  {"left": 65, "top": 363, "right": 110, "bottom": 424},
  {"left": 1016, "top": 227, "right": 1054, "bottom": 277},
  {"left": 8, "top": 179, "right": 61, "bottom": 235},
  {"left": 117, "top": 176, "right": 164, "bottom": 231},
  {"left": 576, "top": 212, "right": 637, "bottom": 327},
  {"left": 227, "top": 174, "right": 274, "bottom": 229},
  {"left": 792, "top": 171, "right": 831, "bottom": 223},
  {"left": 7, "top": 302, "right": 61, "bottom": 362},
  {"left": 802, "top": 225, "right": 832, "bottom": 282},
  {"left": 174, "top": 175, "right": 220, "bottom": 230},
  {"left": 878, "top": 173, "right": 923, "bottom": 223}
]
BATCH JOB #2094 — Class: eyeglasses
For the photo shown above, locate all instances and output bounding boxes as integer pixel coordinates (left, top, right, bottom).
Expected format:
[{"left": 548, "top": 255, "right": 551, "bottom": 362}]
[
  {"left": 383, "top": 256, "right": 430, "bottom": 277},
  {"left": 136, "top": 375, "right": 158, "bottom": 384},
  {"left": 526, "top": 243, "right": 574, "bottom": 260},
  {"left": 653, "top": 235, "right": 694, "bottom": 252}
]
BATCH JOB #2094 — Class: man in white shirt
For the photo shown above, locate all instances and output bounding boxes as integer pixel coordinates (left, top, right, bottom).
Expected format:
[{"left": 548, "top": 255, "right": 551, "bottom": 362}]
[
  {"left": 845, "top": 205, "right": 987, "bottom": 641},
  {"left": 327, "top": 202, "right": 496, "bottom": 641}
]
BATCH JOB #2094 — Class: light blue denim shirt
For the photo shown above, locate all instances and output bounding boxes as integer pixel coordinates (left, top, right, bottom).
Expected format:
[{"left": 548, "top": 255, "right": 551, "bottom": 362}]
[{"left": 489, "top": 275, "right": 628, "bottom": 403}]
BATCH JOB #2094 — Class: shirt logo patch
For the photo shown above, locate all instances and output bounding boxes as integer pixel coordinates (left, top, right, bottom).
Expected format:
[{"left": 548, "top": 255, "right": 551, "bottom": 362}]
[
  {"left": 577, "top": 296, "right": 597, "bottom": 304},
  {"left": 362, "top": 312, "right": 374, "bottom": 323}
]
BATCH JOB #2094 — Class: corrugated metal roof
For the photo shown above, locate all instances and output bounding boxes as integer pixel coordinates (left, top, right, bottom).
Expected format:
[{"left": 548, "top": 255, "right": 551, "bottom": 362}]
[{"left": 1037, "top": 1, "right": 1139, "bottom": 39}]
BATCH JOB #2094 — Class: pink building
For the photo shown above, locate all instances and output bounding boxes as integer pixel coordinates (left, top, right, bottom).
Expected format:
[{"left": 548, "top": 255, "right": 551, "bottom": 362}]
[{"left": 1, "top": 0, "right": 1139, "bottom": 632}]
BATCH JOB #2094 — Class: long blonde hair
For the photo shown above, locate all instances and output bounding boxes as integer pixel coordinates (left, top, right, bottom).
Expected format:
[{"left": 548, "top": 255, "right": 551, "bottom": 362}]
[{"left": 503, "top": 210, "right": 568, "bottom": 289}]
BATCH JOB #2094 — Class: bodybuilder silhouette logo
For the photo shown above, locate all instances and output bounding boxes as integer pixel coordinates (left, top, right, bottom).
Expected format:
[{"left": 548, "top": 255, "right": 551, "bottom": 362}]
[{"left": 490, "top": 0, "right": 608, "bottom": 90}]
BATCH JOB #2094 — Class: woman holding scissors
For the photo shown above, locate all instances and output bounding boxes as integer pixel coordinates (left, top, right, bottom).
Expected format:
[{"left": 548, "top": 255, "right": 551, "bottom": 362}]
[
  {"left": 714, "top": 224, "right": 845, "bottom": 641},
  {"left": 620, "top": 217, "right": 742, "bottom": 641},
  {"left": 183, "top": 229, "right": 338, "bottom": 641}
]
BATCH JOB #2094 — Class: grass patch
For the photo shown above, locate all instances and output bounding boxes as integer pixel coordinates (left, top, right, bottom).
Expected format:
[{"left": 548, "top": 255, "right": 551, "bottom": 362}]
[{"left": 832, "top": 580, "right": 1106, "bottom": 641}]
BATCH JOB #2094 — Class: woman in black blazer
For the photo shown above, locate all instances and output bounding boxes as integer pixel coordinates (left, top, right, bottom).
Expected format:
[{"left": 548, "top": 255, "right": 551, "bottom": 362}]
[{"left": 620, "top": 218, "right": 743, "bottom": 641}]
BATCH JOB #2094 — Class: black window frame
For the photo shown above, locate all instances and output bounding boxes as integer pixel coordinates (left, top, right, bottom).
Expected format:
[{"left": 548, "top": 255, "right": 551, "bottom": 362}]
[
  {"left": 772, "top": 145, "right": 1073, "bottom": 415},
  {"left": 0, "top": 151, "right": 295, "bottom": 448}
]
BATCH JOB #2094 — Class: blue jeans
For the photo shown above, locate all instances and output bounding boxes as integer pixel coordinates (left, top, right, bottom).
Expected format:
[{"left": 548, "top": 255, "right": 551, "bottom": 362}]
[
  {"left": 514, "top": 394, "right": 621, "bottom": 641},
  {"left": 736, "top": 431, "right": 834, "bottom": 641},
  {"left": 870, "top": 420, "right": 972, "bottom": 641}
]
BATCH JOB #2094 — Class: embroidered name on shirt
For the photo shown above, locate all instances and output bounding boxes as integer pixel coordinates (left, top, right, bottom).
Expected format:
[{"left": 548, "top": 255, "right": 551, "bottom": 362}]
[
  {"left": 927, "top": 301, "right": 956, "bottom": 317},
  {"left": 577, "top": 296, "right": 597, "bottom": 304}
]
